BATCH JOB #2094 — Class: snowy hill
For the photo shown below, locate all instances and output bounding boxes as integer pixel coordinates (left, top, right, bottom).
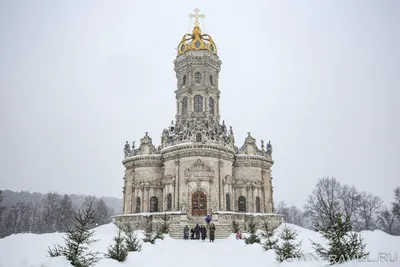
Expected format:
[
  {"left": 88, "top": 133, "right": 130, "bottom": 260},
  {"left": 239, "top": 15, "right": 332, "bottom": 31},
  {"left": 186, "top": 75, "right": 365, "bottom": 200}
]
[{"left": 0, "top": 223, "right": 399, "bottom": 267}]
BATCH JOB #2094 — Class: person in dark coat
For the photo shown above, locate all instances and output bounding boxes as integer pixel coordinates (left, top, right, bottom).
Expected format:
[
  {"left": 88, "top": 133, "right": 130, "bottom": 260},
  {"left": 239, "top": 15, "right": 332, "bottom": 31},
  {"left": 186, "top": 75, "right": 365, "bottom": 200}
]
[
  {"left": 195, "top": 224, "right": 201, "bottom": 240},
  {"left": 200, "top": 225, "right": 207, "bottom": 241},
  {"left": 190, "top": 228, "right": 195, "bottom": 239},
  {"left": 209, "top": 223, "right": 216, "bottom": 242},
  {"left": 183, "top": 225, "right": 189, "bottom": 240}
]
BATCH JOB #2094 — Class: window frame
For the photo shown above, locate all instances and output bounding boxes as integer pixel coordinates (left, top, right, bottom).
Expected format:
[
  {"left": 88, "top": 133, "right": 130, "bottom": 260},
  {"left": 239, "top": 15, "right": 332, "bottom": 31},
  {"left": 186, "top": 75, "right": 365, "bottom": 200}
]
[{"left": 194, "top": 95, "right": 203, "bottom": 113}]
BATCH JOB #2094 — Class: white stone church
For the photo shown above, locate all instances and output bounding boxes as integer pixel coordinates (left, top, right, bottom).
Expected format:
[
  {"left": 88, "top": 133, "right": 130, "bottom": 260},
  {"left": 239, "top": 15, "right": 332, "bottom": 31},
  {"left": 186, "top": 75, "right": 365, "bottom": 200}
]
[{"left": 114, "top": 9, "right": 283, "bottom": 238}]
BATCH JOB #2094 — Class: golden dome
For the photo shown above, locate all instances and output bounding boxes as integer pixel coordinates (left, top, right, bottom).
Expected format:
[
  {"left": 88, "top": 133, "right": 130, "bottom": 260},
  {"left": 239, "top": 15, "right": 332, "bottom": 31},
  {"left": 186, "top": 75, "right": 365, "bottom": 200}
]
[{"left": 177, "top": 25, "right": 217, "bottom": 55}]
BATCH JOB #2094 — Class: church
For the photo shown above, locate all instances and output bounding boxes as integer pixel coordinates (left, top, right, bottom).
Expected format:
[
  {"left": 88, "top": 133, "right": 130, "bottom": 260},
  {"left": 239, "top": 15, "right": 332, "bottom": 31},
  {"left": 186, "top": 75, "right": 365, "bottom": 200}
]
[{"left": 114, "top": 9, "right": 283, "bottom": 238}]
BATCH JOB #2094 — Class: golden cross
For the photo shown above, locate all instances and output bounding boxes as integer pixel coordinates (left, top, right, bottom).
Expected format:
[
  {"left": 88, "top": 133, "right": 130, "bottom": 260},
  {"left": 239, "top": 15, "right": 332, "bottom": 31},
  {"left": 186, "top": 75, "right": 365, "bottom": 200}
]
[{"left": 189, "top": 8, "right": 205, "bottom": 26}]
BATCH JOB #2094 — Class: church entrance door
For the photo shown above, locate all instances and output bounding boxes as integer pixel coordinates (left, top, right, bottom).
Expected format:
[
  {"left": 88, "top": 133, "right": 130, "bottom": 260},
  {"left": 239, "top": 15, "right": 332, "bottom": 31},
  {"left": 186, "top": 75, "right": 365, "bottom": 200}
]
[{"left": 192, "top": 191, "right": 207, "bottom": 216}]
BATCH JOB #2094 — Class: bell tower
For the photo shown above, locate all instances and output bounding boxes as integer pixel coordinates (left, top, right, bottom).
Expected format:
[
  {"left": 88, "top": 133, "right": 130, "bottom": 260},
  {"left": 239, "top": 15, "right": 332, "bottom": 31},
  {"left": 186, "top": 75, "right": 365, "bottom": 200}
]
[
  {"left": 174, "top": 9, "right": 222, "bottom": 125},
  {"left": 160, "top": 9, "right": 234, "bottom": 149}
]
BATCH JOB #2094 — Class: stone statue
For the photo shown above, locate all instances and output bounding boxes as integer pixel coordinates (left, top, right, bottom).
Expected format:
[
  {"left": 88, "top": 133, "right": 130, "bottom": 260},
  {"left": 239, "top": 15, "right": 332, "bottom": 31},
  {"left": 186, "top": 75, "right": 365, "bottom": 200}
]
[
  {"left": 229, "top": 126, "right": 234, "bottom": 136},
  {"left": 266, "top": 140, "right": 273, "bottom": 154},
  {"left": 222, "top": 120, "right": 227, "bottom": 135},
  {"left": 124, "top": 141, "right": 131, "bottom": 157}
]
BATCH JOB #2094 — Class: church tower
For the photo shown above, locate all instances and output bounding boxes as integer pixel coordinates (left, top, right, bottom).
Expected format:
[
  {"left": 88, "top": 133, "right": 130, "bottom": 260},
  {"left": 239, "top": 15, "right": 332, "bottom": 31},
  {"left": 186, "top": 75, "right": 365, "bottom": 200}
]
[
  {"left": 174, "top": 24, "right": 221, "bottom": 126},
  {"left": 116, "top": 9, "right": 282, "bottom": 238},
  {"left": 161, "top": 9, "right": 233, "bottom": 149}
]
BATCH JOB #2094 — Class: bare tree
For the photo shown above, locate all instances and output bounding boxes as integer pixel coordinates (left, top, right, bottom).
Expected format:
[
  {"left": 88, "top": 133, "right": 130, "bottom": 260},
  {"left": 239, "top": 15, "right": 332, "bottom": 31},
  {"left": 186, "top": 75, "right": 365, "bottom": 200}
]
[
  {"left": 95, "top": 198, "right": 112, "bottom": 225},
  {"left": 58, "top": 195, "right": 75, "bottom": 231},
  {"left": 276, "top": 201, "right": 305, "bottom": 227},
  {"left": 392, "top": 187, "right": 400, "bottom": 218},
  {"left": 42, "top": 193, "right": 61, "bottom": 233},
  {"left": 304, "top": 177, "right": 342, "bottom": 227},
  {"left": 356, "top": 192, "right": 383, "bottom": 231},
  {"left": 339, "top": 185, "right": 361, "bottom": 225},
  {"left": 378, "top": 207, "right": 399, "bottom": 235},
  {"left": 0, "top": 190, "right": 4, "bottom": 221}
]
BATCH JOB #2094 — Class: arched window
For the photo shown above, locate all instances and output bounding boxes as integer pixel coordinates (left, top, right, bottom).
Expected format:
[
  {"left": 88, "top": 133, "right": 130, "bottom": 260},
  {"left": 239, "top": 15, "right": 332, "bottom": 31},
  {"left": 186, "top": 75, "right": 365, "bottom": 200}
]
[
  {"left": 150, "top": 196, "right": 158, "bottom": 212},
  {"left": 182, "top": 75, "right": 186, "bottom": 85},
  {"left": 195, "top": 72, "right": 202, "bottom": 83},
  {"left": 167, "top": 193, "right": 172, "bottom": 211},
  {"left": 196, "top": 133, "right": 202, "bottom": 142},
  {"left": 194, "top": 95, "right": 203, "bottom": 113},
  {"left": 209, "top": 97, "right": 214, "bottom": 115},
  {"left": 226, "top": 193, "right": 231, "bottom": 211},
  {"left": 210, "top": 75, "right": 213, "bottom": 85},
  {"left": 238, "top": 196, "right": 246, "bottom": 212},
  {"left": 135, "top": 197, "right": 141, "bottom": 213},
  {"left": 256, "top": 196, "right": 261, "bottom": 213},
  {"left": 182, "top": 97, "right": 188, "bottom": 115}
]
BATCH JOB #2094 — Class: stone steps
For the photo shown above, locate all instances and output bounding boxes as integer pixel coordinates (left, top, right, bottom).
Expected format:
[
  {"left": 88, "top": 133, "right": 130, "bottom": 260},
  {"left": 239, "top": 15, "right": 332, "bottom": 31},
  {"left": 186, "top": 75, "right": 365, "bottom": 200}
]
[{"left": 168, "top": 223, "right": 233, "bottom": 239}]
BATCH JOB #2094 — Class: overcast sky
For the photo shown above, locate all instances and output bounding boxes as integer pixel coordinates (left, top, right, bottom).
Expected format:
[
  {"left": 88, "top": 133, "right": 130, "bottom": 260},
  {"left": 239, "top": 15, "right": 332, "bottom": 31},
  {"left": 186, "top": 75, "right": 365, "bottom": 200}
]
[{"left": 1, "top": 1, "right": 399, "bottom": 207}]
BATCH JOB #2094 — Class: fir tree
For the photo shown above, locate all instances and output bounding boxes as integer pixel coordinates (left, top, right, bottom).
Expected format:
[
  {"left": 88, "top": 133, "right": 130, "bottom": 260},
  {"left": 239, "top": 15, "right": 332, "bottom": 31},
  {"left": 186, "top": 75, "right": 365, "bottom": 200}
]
[
  {"left": 232, "top": 219, "right": 240, "bottom": 233},
  {"left": 260, "top": 220, "right": 278, "bottom": 251},
  {"left": 311, "top": 213, "right": 369, "bottom": 264},
  {"left": 48, "top": 201, "right": 100, "bottom": 267},
  {"left": 155, "top": 213, "right": 170, "bottom": 239},
  {"left": 275, "top": 224, "right": 302, "bottom": 262},
  {"left": 105, "top": 230, "right": 128, "bottom": 262},
  {"left": 142, "top": 216, "right": 156, "bottom": 244},
  {"left": 124, "top": 224, "right": 142, "bottom": 252},
  {"left": 244, "top": 217, "right": 261, "bottom": 244}
]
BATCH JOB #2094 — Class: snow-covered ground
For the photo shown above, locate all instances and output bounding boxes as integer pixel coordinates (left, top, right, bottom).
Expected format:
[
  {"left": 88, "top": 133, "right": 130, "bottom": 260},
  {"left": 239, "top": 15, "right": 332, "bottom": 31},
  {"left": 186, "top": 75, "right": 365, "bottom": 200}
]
[{"left": 0, "top": 223, "right": 399, "bottom": 267}]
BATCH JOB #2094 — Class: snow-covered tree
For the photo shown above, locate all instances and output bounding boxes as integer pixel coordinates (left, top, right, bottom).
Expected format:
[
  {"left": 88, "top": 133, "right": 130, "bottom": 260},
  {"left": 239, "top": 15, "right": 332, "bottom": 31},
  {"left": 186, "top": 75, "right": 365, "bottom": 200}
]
[
  {"left": 244, "top": 217, "right": 260, "bottom": 244},
  {"left": 311, "top": 213, "right": 369, "bottom": 264},
  {"left": 48, "top": 201, "right": 100, "bottom": 267},
  {"left": 105, "top": 230, "right": 128, "bottom": 262},
  {"left": 260, "top": 220, "right": 278, "bottom": 251},
  {"left": 156, "top": 213, "right": 170, "bottom": 237},
  {"left": 275, "top": 224, "right": 302, "bottom": 262},
  {"left": 124, "top": 224, "right": 142, "bottom": 252},
  {"left": 143, "top": 216, "right": 156, "bottom": 244},
  {"left": 232, "top": 219, "right": 240, "bottom": 233}
]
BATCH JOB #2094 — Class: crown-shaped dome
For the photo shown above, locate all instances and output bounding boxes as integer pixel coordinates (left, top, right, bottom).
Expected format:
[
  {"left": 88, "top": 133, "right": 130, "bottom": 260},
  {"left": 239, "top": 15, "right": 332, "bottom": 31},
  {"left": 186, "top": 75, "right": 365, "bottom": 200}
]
[{"left": 177, "top": 25, "right": 217, "bottom": 55}]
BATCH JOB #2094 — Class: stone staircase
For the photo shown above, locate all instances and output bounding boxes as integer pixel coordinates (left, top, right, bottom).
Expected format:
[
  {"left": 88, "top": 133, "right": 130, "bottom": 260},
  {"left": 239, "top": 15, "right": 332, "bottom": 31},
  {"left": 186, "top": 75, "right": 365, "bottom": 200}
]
[{"left": 168, "top": 218, "right": 233, "bottom": 240}]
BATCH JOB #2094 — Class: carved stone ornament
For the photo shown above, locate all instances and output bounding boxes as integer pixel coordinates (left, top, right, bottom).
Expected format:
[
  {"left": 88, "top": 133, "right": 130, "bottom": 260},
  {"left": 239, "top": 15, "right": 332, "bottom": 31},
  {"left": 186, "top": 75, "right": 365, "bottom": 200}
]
[{"left": 184, "top": 159, "right": 215, "bottom": 178}]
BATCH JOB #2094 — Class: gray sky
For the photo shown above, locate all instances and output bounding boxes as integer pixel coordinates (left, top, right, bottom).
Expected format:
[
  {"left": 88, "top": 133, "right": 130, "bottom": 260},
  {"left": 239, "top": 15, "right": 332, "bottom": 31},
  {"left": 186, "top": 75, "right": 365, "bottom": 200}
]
[{"left": 1, "top": 0, "right": 399, "bottom": 207}]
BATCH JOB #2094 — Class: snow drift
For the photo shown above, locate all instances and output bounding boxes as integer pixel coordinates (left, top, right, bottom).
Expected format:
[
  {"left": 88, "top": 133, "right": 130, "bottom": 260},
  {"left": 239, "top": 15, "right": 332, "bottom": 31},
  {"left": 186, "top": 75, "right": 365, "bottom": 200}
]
[{"left": 0, "top": 223, "right": 399, "bottom": 267}]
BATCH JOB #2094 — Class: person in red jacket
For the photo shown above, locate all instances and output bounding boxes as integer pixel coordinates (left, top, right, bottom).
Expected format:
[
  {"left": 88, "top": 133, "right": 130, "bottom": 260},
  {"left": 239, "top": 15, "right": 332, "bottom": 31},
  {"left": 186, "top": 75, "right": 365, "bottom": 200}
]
[{"left": 236, "top": 231, "right": 242, "bottom": 240}]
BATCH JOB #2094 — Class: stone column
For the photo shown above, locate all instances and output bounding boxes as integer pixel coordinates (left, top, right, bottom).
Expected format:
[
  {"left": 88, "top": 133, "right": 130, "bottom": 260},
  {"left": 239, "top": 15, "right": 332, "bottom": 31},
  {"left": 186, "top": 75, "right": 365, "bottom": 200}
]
[
  {"left": 246, "top": 186, "right": 250, "bottom": 212},
  {"left": 188, "top": 93, "right": 193, "bottom": 113},
  {"left": 122, "top": 188, "right": 126, "bottom": 214},
  {"left": 175, "top": 159, "right": 180, "bottom": 210},
  {"left": 218, "top": 160, "right": 223, "bottom": 210},
  {"left": 140, "top": 188, "right": 144, "bottom": 212},
  {"left": 124, "top": 170, "right": 133, "bottom": 213},
  {"left": 262, "top": 169, "right": 268, "bottom": 213},
  {"left": 251, "top": 186, "right": 255, "bottom": 213},
  {"left": 264, "top": 169, "right": 273, "bottom": 212}
]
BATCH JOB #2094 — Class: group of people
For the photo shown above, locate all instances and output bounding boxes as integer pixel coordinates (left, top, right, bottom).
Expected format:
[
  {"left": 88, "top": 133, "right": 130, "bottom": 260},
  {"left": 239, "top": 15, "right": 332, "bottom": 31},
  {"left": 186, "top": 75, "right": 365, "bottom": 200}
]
[{"left": 183, "top": 215, "right": 216, "bottom": 242}]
